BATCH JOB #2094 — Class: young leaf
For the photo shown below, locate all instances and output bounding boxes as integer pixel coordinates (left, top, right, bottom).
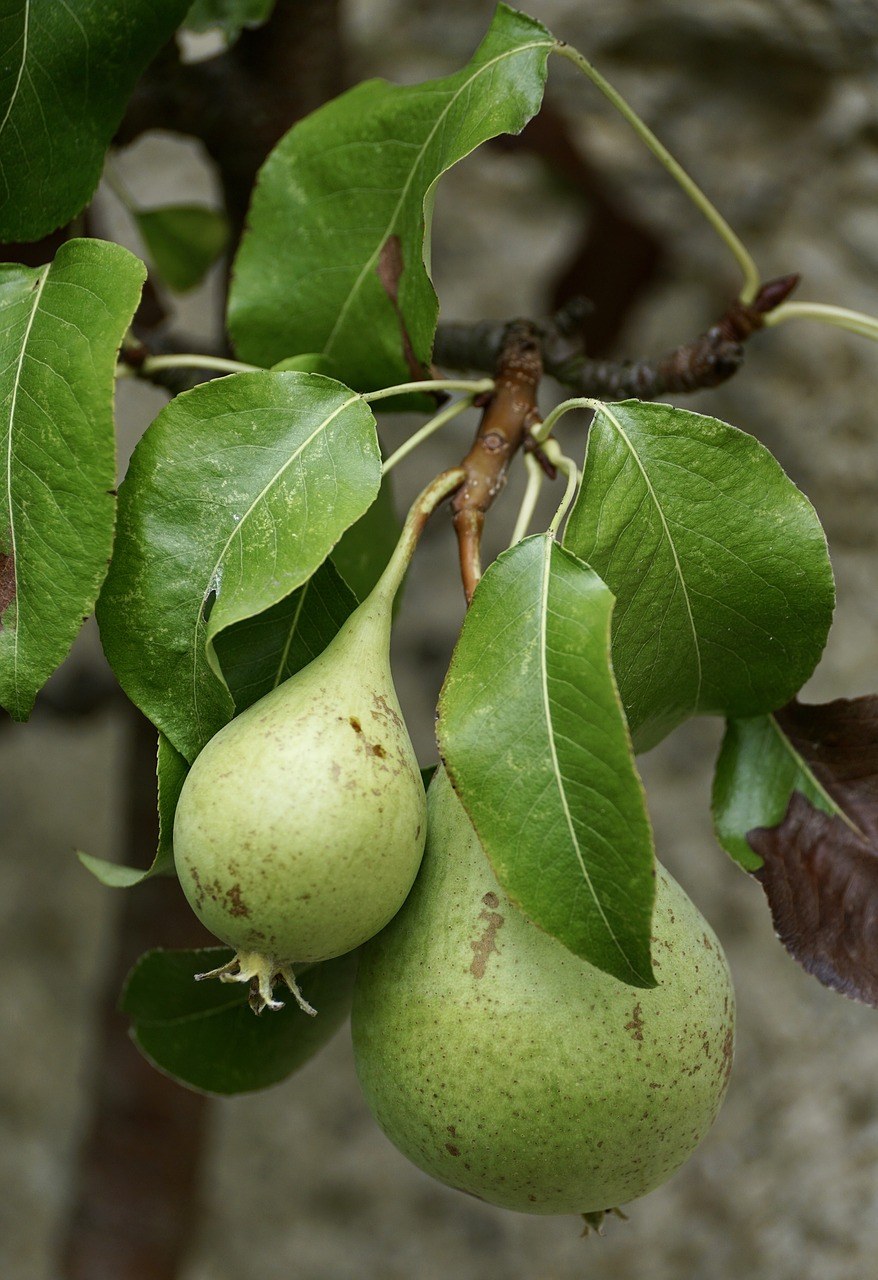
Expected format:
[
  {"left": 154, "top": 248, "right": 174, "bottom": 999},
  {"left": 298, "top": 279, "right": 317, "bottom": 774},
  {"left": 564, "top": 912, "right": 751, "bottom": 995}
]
[
  {"left": 437, "top": 534, "right": 656, "bottom": 988},
  {"left": 713, "top": 698, "right": 878, "bottom": 1007},
  {"left": 134, "top": 205, "right": 230, "bottom": 293},
  {"left": 184, "top": 0, "right": 275, "bottom": 42},
  {"left": 228, "top": 4, "right": 553, "bottom": 388},
  {"left": 121, "top": 947, "right": 358, "bottom": 1095},
  {"left": 0, "top": 239, "right": 145, "bottom": 719},
  {"left": 97, "top": 371, "right": 380, "bottom": 762},
  {"left": 78, "top": 733, "right": 188, "bottom": 888},
  {"left": 564, "top": 401, "right": 835, "bottom": 752},
  {"left": 215, "top": 557, "right": 357, "bottom": 713},
  {"left": 0, "top": 1, "right": 191, "bottom": 242}
]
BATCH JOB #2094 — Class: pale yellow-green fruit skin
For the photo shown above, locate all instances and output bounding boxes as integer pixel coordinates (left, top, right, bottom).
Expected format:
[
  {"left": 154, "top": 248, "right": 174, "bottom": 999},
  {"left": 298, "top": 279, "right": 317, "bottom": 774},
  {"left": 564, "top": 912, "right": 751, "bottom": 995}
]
[
  {"left": 173, "top": 596, "right": 426, "bottom": 966},
  {"left": 352, "top": 768, "right": 735, "bottom": 1216}
]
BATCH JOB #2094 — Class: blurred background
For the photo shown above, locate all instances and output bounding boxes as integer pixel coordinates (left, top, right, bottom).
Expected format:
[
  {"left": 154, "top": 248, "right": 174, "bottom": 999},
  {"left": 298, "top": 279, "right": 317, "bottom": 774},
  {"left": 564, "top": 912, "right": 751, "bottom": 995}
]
[{"left": 3, "top": 1, "right": 878, "bottom": 1276}]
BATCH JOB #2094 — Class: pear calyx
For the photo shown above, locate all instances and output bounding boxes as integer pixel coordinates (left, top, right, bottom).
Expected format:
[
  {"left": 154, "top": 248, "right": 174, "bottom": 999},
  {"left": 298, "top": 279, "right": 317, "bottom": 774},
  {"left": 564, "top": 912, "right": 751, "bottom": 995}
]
[{"left": 195, "top": 951, "right": 316, "bottom": 1016}]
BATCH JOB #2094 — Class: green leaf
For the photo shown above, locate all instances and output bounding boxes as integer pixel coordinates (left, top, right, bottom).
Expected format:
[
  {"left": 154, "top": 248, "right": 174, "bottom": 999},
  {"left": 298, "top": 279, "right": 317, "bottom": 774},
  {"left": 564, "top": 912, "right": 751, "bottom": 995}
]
[
  {"left": 134, "top": 205, "right": 230, "bottom": 293},
  {"left": 271, "top": 354, "right": 332, "bottom": 375},
  {"left": 228, "top": 4, "right": 553, "bottom": 388},
  {"left": 0, "top": 238, "right": 145, "bottom": 719},
  {"left": 216, "top": 557, "right": 357, "bottom": 713},
  {"left": 712, "top": 713, "right": 846, "bottom": 872},
  {"left": 184, "top": 0, "right": 275, "bottom": 41},
  {"left": 564, "top": 401, "right": 835, "bottom": 752},
  {"left": 332, "top": 474, "right": 400, "bottom": 602},
  {"left": 97, "top": 371, "right": 380, "bottom": 761},
  {"left": 437, "top": 534, "right": 656, "bottom": 987},
  {"left": 0, "top": 0, "right": 192, "bottom": 242},
  {"left": 157, "top": 731, "right": 189, "bottom": 868},
  {"left": 78, "top": 732, "right": 188, "bottom": 887},
  {"left": 121, "top": 947, "right": 358, "bottom": 1095}
]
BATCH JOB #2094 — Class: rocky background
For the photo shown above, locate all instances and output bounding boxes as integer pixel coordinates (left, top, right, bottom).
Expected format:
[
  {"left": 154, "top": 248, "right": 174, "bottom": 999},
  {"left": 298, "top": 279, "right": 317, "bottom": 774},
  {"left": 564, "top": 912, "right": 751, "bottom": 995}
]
[{"left": 2, "top": 1, "right": 877, "bottom": 1277}]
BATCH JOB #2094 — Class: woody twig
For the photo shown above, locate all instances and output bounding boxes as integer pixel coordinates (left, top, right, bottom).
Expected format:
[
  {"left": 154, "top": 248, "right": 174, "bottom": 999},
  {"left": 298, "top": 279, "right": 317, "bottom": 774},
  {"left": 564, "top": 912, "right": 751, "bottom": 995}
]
[
  {"left": 451, "top": 321, "right": 544, "bottom": 604},
  {"left": 434, "top": 274, "right": 800, "bottom": 401}
]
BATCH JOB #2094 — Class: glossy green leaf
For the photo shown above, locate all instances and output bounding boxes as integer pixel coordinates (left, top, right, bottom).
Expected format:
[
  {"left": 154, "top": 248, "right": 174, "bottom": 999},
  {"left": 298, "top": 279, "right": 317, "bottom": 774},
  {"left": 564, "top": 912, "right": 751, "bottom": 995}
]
[
  {"left": 438, "top": 534, "right": 656, "bottom": 987},
  {"left": 184, "top": 0, "right": 275, "bottom": 41},
  {"left": 216, "top": 556, "right": 357, "bottom": 713},
  {"left": 97, "top": 371, "right": 380, "bottom": 761},
  {"left": 0, "top": 0, "right": 191, "bottom": 242},
  {"left": 78, "top": 732, "right": 188, "bottom": 887},
  {"left": 228, "top": 4, "right": 553, "bottom": 388},
  {"left": 122, "top": 947, "right": 358, "bottom": 1095},
  {"left": 0, "top": 239, "right": 145, "bottom": 719},
  {"left": 564, "top": 401, "right": 835, "bottom": 752},
  {"left": 134, "top": 205, "right": 230, "bottom": 293},
  {"left": 712, "top": 713, "right": 847, "bottom": 872},
  {"left": 332, "top": 474, "right": 400, "bottom": 602}
]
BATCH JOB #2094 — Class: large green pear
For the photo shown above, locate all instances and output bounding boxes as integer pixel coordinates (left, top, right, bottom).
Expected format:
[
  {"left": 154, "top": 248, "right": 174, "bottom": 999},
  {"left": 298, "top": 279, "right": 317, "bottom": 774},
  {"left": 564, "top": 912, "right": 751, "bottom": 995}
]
[
  {"left": 173, "top": 579, "right": 426, "bottom": 1014},
  {"left": 352, "top": 767, "right": 735, "bottom": 1215}
]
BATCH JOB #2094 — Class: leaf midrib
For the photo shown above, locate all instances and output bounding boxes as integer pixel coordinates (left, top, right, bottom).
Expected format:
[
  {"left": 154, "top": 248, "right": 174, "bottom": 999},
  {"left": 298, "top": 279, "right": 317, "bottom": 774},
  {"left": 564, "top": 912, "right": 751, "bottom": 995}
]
[
  {"left": 598, "top": 403, "right": 703, "bottom": 716},
  {"left": 768, "top": 712, "right": 864, "bottom": 839},
  {"left": 190, "top": 389, "right": 360, "bottom": 739},
  {"left": 536, "top": 537, "right": 641, "bottom": 980},
  {"left": 3, "top": 263, "right": 49, "bottom": 699},
  {"left": 273, "top": 578, "right": 309, "bottom": 690},
  {"left": 320, "top": 36, "right": 553, "bottom": 362},
  {"left": 0, "top": 1, "right": 29, "bottom": 139}
]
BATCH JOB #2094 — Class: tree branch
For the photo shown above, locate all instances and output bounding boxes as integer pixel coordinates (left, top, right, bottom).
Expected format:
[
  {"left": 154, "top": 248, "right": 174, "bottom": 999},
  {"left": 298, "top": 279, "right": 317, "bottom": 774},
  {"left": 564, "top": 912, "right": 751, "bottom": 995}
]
[
  {"left": 451, "top": 321, "right": 543, "bottom": 603},
  {"left": 434, "top": 274, "right": 800, "bottom": 401}
]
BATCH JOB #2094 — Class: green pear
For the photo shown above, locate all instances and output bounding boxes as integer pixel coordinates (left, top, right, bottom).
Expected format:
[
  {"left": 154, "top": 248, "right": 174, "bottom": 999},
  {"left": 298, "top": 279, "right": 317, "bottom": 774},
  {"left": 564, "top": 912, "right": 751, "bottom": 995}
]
[
  {"left": 174, "top": 543, "right": 430, "bottom": 1015},
  {"left": 352, "top": 767, "right": 735, "bottom": 1216}
]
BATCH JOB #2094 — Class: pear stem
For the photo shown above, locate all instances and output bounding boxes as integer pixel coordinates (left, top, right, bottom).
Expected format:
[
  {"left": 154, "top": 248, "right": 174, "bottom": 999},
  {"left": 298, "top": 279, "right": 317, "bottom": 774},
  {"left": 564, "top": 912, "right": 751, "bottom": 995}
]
[{"left": 371, "top": 468, "right": 466, "bottom": 610}]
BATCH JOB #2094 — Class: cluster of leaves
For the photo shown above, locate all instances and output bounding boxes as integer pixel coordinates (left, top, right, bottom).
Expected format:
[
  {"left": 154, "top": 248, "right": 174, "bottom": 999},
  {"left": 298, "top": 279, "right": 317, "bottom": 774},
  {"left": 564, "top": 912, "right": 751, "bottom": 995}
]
[{"left": 1, "top": 3, "right": 875, "bottom": 1094}]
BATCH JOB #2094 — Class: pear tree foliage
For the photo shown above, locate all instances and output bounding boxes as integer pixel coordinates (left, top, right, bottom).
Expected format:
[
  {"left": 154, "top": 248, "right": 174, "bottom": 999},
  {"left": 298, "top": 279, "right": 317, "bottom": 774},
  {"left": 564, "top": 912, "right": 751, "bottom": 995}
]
[{"left": 1, "top": 2, "right": 874, "bottom": 1151}]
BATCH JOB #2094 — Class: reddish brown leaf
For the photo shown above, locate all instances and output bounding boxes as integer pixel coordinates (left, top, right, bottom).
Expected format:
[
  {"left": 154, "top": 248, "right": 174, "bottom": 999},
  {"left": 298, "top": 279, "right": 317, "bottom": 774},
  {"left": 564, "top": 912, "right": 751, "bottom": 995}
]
[
  {"left": 774, "top": 698, "right": 878, "bottom": 840},
  {"left": 748, "top": 697, "right": 878, "bottom": 1007}
]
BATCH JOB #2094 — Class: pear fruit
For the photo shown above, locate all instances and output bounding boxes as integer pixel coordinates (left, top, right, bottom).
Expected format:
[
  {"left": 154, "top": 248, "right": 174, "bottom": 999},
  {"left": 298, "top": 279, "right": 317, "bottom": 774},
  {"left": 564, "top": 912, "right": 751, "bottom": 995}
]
[
  {"left": 352, "top": 767, "right": 735, "bottom": 1215},
  {"left": 171, "top": 482, "right": 453, "bottom": 1014}
]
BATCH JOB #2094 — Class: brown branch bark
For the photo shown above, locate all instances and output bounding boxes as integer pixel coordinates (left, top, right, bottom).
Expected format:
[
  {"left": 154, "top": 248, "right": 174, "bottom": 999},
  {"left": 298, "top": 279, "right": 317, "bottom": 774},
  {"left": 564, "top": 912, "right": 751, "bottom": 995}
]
[
  {"left": 434, "top": 274, "right": 800, "bottom": 401},
  {"left": 451, "top": 321, "right": 543, "bottom": 603}
]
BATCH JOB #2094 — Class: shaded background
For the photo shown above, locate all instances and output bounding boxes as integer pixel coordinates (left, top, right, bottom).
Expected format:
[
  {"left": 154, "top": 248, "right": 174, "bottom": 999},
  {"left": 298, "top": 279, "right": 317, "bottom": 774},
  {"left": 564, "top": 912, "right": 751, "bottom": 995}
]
[{"left": 3, "top": 1, "right": 878, "bottom": 1276}]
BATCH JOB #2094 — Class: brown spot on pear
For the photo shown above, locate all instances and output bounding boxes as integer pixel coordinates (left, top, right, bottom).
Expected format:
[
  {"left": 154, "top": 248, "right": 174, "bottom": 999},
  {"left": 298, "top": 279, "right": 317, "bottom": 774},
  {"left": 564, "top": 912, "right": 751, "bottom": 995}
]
[
  {"left": 173, "top": 573, "right": 426, "bottom": 1012},
  {"left": 352, "top": 767, "right": 734, "bottom": 1215}
]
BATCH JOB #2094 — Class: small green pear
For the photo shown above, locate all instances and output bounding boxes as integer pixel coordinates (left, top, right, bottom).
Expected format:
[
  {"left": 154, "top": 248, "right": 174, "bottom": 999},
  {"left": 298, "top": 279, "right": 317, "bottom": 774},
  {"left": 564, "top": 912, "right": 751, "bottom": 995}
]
[
  {"left": 172, "top": 508, "right": 441, "bottom": 1014},
  {"left": 352, "top": 767, "right": 735, "bottom": 1215},
  {"left": 174, "top": 587, "right": 425, "bottom": 1013}
]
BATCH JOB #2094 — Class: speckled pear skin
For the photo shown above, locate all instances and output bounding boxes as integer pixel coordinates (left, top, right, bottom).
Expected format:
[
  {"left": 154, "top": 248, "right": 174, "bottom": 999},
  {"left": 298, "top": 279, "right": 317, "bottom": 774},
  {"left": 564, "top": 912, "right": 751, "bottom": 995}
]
[
  {"left": 352, "top": 767, "right": 735, "bottom": 1216},
  {"left": 173, "top": 593, "right": 426, "bottom": 967}
]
